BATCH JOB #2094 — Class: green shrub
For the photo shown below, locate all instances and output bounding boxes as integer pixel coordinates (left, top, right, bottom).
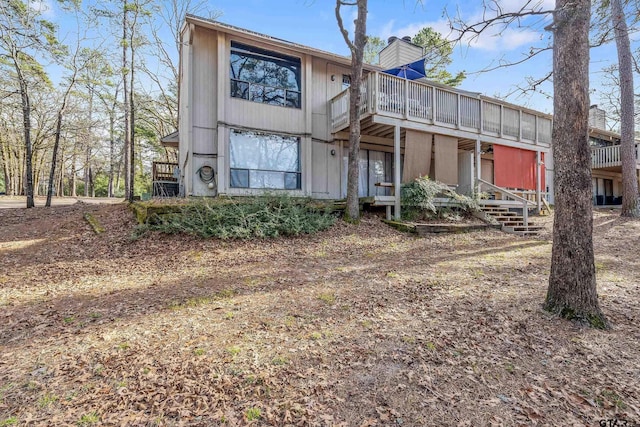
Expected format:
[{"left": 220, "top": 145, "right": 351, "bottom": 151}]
[
  {"left": 400, "top": 176, "right": 480, "bottom": 220},
  {"left": 138, "top": 195, "right": 336, "bottom": 239}
]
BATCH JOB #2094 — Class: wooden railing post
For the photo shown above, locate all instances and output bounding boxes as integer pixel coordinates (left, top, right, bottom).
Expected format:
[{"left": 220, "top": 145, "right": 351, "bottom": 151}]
[
  {"left": 432, "top": 87, "right": 437, "bottom": 123},
  {"left": 404, "top": 78, "right": 409, "bottom": 119},
  {"left": 456, "top": 93, "right": 461, "bottom": 129},
  {"left": 374, "top": 72, "right": 379, "bottom": 114}
]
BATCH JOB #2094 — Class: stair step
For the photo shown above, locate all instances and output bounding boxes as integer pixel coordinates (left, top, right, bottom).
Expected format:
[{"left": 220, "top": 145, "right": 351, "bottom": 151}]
[
  {"left": 509, "top": 226, "right": 544, "bottom": 231},
  {"left": 494, "top": 216, "right": 524, "bottom": 222},
  {"left": 500, "top": 218, "right": 525, "bottom": 222},
  {"left": 502, "top": 225, "right": 544, "bottom": 235},
  {"left": 488, "top": 212, "right": 518, "bottom": 218},
  {"left": 498, "top": 218, "right": 524, "bottom": 227},
  {"left": 481, "top": 207, "right": 509, "bottom": 212}
]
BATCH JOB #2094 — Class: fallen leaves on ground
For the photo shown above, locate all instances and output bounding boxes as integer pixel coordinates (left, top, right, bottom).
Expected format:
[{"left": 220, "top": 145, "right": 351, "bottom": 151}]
[{"left": 0, "top": 202, "right": 638, "bottom": 426}]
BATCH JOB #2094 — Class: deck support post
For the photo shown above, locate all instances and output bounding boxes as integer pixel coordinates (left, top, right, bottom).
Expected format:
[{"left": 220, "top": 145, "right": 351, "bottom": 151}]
[
  {"left": 394, "top": 125, "right": 401, "bottom": 220},
  {"left": 475, "top": 138, "right": 482, "bottom": 197},
  {"left": 536, "top": 150, "right": 542, "bottom": 213}
]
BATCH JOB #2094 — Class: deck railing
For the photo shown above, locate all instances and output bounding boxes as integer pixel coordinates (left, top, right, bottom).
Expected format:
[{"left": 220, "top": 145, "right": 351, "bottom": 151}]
[
  {"left": 330, "top": 76, "right": 371, "bottom": 130},
  {"left": 591, "top": 143, "right": 640, "bottom": 169},
  {"left": 330, "top": 71, "right": 553, "bottom": 144},
  {"left": 152, "top": 161, "right": 179, "bottom": 182}
]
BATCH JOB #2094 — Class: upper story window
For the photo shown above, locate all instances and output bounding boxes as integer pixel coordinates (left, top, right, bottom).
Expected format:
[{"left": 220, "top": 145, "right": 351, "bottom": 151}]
[
  {"left": 342, "top": 74, "right": 351, "bottom": 91},
  {"left": 230, "top": 41, "right": 302, "bottom": 109}
]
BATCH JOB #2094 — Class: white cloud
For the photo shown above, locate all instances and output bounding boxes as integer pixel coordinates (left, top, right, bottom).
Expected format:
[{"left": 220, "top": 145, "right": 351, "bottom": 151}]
[
  {"left": 29, "top": 0, "right": 56, "bottom": 19},
  {"left": 375, "top": 0, "right": 551, "bottom": 53},
  {"left": 465, "top": 27, "right": 543, "bottom": 51},
  {"left": 376, "top": 18, "right": 541, "bottom": 52},
  {"left": 496, "top": 0, "right": 555, "bottom": 14},
  {"left": 378, "top": 19, "right": 454, "bottom": 43}
]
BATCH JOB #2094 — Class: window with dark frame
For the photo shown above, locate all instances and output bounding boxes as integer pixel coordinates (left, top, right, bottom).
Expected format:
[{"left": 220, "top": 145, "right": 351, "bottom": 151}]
[
  {"left": 342, "top": 74, "right": 351, "bottom": 91},
  {"left": 230, "top": 41, "right": 302, "bottom": 109},
  {"left": 229, "top": 130, "right": 301, "bottom": 190}
]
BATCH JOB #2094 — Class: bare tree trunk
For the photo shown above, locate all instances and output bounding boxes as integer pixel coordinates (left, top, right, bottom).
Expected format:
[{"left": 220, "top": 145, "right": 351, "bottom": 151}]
[
  {"left": 84, "top": 146, "right": 91, "bottom": 197},
  {"left": 46, "top": 112, "right": 64, "bottom": 206},
  {"left": 123, "top": 0, "right": 132, "bottom": 202},
  {"left": 129, "top": 56, "right": 136, "bottom": 202},
  {"left": 89, "top": 166, "right": 95, "bottom": 197},
  {"left": 116, "top": 142, "right": 123, "bottom": 195},
  {"left": 57, "top": 145, "right": 65, "bottom": 197},
  {"left": 611, "top": 0, "right": 639, "bottom": 216},
  {"left": 108, "top": 113, "right": 115, "bottom": 197},
  {"left": 336, "top": 0, "right": 368, "bottom": 221},
  {"left": 34, "top": 150, "right": 45, "bottom": 196},
  {"left": 70, "top": 139, "right": 78, "bottom": 197},
  {"left": 17, "top": 74, "right": 34, "bottom": 208},
  {"left": 544, "top": 0, "right": 607, "bottom": 329},
  {"left": 0, "top": 143, "right": 9, "bottom": 195}
]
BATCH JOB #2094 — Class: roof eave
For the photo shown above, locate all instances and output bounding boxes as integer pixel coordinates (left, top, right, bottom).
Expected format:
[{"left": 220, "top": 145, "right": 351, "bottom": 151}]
[{"left": 185, "top": 14, "right": 381, "bottom": 72}]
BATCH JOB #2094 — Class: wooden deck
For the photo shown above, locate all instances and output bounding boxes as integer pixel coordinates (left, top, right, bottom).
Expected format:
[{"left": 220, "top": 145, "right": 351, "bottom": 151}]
[
  {"left": 152, "top": 161, "right": 179, "bottom": 197},
  {"left": 591, "top": 143, "right": 640, "bottom": 170},
  {"left": 330, "top": 71, "right": 553, "bottom": 147}
]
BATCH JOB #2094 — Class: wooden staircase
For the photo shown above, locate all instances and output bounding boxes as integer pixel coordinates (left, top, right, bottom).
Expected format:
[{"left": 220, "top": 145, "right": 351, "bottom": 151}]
[{"left": 480, "top": 205, "right": 544, "bottom": 237}]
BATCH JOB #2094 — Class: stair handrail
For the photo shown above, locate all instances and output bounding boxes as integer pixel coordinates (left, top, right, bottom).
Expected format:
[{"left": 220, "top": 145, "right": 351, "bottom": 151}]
[{"left": 477, "top": 178, "right": 535, "bottom": 227}]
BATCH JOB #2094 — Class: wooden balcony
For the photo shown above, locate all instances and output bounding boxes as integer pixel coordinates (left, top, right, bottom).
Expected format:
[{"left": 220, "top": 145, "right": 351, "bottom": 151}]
[
  {"left": 591, "top": 143, "right": 640, "bottom": 170},
  {"left": 330, "top": 71, "right": 553, "bottom": 146},
  {"left": 152, "top": 161, "right": 179, "bottom": 182}
]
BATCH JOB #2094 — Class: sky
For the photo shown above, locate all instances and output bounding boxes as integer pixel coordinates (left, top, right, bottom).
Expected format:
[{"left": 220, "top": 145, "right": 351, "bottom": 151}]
[
  {"left": 199, "top": 0, "right": 621, "bottom": 118},
  {"left": 42, "top": 0, "right": 622, "bottom": 122}
]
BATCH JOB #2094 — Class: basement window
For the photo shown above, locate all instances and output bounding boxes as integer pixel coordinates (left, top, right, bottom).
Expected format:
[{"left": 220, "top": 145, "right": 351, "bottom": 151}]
[{"left": 229, "top": 130, "right": 301, "bottom": 190}]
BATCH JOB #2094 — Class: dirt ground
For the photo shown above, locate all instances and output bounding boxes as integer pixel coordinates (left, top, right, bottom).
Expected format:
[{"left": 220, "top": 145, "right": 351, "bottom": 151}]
[{"left": 0, "top": 202, "right": 638, "bottom": 426}]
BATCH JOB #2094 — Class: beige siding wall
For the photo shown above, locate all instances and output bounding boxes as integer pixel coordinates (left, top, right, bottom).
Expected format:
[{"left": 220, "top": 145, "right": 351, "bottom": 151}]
[
  {"left": 192, "top": 27, "right": 217, "bottom": 154},
  {"left": 189, "top": 27, "right": 219, "bottom": 196},
  {"left": 178, "top": 24, "right": 192, "bottom": 195},
  {"left": 183, "top": 27, "right": 353, "bottom": 198},
  {"left": 457, "top": 151, "right": 475, "bottom": 195},
  {"left": 311, "top": 60, "right": 350, "bottom": 142},
  {"left": 311, "top": 140, "right": 342, "bottom": 199}
]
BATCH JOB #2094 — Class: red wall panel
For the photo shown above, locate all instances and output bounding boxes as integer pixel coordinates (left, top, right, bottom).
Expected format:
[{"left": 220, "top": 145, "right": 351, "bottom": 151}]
[{"left": 493, "top": 145, "right": 544, "bottom": 191}]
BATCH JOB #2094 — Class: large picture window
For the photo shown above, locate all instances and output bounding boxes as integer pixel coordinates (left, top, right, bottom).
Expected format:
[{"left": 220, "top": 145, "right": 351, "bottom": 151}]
[
  {"left": 230, "top": 130, "right": 301, "bottom": 190},
  {"left": 230, "top": 42, "right": 301, "bottom": 108}
]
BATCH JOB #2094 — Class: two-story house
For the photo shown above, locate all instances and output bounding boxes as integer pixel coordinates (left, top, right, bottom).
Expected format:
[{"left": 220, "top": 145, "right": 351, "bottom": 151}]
[
  {"left": 163, "top": 15, "right": 555, "bottom": 220},
  {"left": 588, "top": 105, "right": 640, "bottom": 205}
]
